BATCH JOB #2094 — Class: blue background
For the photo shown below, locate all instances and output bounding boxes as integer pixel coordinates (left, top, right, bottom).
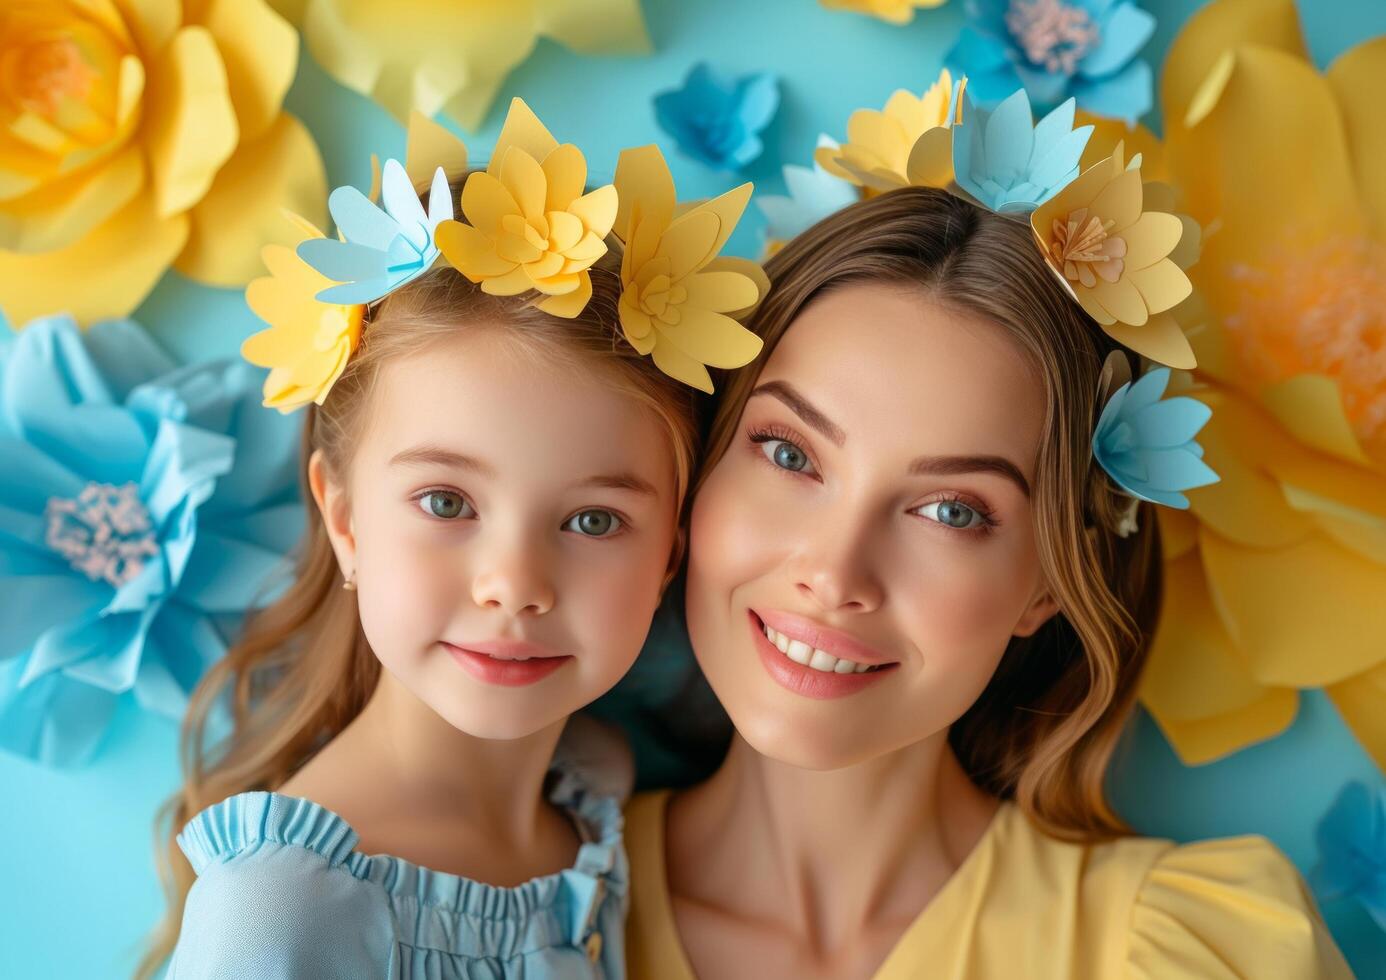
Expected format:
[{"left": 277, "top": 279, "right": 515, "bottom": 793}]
[{"left": 3, "top": 0, "right": 1385, "bottom": 976}]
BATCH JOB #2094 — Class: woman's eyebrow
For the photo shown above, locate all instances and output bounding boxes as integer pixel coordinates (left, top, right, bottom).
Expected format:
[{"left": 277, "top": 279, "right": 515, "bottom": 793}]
[
  {"left": 909, "top": 455, "right": 1031, "bottom": 497},
  {"left": 749, "top": 381, "right": 846, "bottom": 446}
]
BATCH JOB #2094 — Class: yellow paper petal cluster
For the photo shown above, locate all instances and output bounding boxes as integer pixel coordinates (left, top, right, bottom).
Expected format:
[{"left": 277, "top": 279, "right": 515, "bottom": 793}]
[
  {"left": 815, "top": 68, "right": 964, "bottom": 191},
  {"left": 612, "top": 145, "right": 767, "bottom": 393},
  {"left": 1131, "top": 0, "right": 1386, "bottom": 769},
  {"left": 0, "top": 0, "right": 326, "bottom": 326},
  {"left": 436, "top": 99, "right": 616, "bottom": 319},
  {"left": 241, "top": 214, "right": 364, "bottom": 413},
  {"left": 269, "top": 0, "right": 650, "bottom": 130},
  {"left": 819, "top": 0, "right": 947, "bottom": 25},
  {"left": 1030, "top": 144, "right": 1196, "bottom": 368}
]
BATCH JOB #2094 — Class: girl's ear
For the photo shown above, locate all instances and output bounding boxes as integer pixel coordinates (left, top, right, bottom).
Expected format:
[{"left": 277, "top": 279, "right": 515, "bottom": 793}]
[
  {"left": 1013, "top": 585, "right": 1060, "bottom": 638},
  {"left": 308, "top": 449, "right": 357, "bottom": 579},
  {"left": 659, "top": 526, "right": 688, "bottom": 596}
]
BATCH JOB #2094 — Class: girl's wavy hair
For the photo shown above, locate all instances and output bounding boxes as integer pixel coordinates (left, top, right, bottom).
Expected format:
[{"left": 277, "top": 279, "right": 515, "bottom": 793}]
[
  {"left": 138, "top": 176, "right": 701, "bottom": 978},
  {"left": 700, "top": 186, "right": 1161, "bottom": 841}
]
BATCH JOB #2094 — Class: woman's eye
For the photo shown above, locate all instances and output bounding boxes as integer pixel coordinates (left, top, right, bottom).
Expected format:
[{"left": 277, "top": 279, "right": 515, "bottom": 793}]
[
  {"left": 418, "top": 491, "right": 473, "bottom": 520},
  {"left": 915, "top": 500, "right": 987, "bottom": 530},
  {"left": 564, "top": 509, "right": 622, "bottom": 537},
  {"left": 762, "top": 439, "right": 811, "bottom": 473}
]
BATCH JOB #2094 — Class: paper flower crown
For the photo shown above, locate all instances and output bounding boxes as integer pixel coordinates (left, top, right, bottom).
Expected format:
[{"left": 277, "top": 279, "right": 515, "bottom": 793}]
[
  {"left": 818, "top": 72, "right": 1219, "bottom": 523},
  {"left": 241, "top": 99, "right": 768, "bottom": 410}
]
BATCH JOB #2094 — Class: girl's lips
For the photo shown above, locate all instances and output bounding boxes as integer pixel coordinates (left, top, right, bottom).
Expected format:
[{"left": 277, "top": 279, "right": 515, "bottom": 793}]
[
  {"left": 441, "top": 641, "right": 572, "bottom": 687},
  {"left": 748, "top": 611, "right": 897, "bottom": 700}
]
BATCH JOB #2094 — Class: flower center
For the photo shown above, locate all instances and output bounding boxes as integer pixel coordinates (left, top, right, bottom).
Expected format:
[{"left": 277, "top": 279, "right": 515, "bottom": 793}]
[
  {"left": 1226, "top": 236, "right": 1386, "bottom": 463},
  {"left": 1050, "top": 207, "right": 1126, "bottom": 288},
  {"left": 1006, "top": 0, "right": 1101, "bottom": 76},
  {"left": 10, "top": 37, "right": 95, "bottom": 117},
  {"left": 45, "top": 482, "right": 159, "bottom": 588}
]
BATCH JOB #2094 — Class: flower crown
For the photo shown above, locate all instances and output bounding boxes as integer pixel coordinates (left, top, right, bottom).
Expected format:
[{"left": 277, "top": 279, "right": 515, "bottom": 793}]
[
  {"left": 241, "top": 99, "right": 768, "bottom": 410},
  {"left": 819, "top": 72, "right": 1220, "bottom": 525}
]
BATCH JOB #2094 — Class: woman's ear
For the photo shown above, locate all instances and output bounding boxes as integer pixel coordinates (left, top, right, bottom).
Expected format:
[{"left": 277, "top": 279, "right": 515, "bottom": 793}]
[
  {"left": 1013, "top": 586, "right": 1060, "bottom": 638},
  {"left": 308, "top": 449, "right": 356, "bottom": 579}
]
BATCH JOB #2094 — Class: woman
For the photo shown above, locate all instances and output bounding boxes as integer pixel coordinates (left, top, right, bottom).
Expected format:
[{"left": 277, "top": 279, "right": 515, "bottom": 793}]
[{"left": 623, "top": 188, "right": 1349, "bottom": 979}]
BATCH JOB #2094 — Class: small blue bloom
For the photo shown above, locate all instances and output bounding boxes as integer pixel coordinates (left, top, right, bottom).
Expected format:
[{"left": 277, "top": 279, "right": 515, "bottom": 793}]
[
  {"left": 1092, "top": 367, "right": 1218, "bottom": 508},
  {"left": 654, "top": 63, "right": 780, "bottom": 172},
  {"left": 0, "top": 315, "right": 303, "bottom": 766},
  {"left": 952, "top": 88, "right": 1093, "bottom": 213},
  {"left": 298, "top": 160, "right": 452, "bottom": 305},
  {"left": 946, "top": 0, "right": 1156, "bottom": 123},
  {"left": 756, "top": 135, "right": 859, "bottom": 249},
  {"left": 1312, "top": 780, "right": 1386, "bottom": 930}
]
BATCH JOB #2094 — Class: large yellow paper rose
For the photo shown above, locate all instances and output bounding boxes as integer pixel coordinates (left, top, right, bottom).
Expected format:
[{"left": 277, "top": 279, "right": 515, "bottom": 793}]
[
  {"left": 1124, "top": 0, "right": 1386, "bottom": 769},
  {"left": 0, "top": 0, "right": 326, "bottom": 326},
  {"left": 269, "top": 0, "right": 650, "bottom": 130}
]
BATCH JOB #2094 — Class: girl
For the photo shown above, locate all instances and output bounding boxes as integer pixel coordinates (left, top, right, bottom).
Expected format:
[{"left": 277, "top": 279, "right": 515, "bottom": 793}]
[
  {"left": 623, "top": 101, "right": 1350, "bottom": 977},
  {"left": 140, "top": 101, "right": 764, "bottom": 979}
]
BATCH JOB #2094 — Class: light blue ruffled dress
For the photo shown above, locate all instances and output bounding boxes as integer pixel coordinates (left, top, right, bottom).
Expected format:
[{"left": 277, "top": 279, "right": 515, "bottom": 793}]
[{"left": 168, "top": 766, "right": 626, "bottom": 979}]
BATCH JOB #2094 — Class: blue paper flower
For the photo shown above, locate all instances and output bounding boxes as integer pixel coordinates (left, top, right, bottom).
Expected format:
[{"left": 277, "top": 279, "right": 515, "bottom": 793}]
[
  {"left": 653, "top": 63, "right": 780, "bottom": 172},
  {"left": 1312, "top": 780, "right": 1386, "bottom": 930},
  {"left": 756, "top": 136, "right": 860, "bottom": 251},
  {"left": 298, "top": 160, "right": 452, "bottom": 305},
  {"left": 946, "top": 0, "right": 1156, "bottom": 123},
  {"left": 0, "top": 315, "right": 303, "bottom": 766},
  {"left": 1092, "top": 367, "right": 1218, "bottom": 508},
  {"left": 952, "top": 88, "right": 1093, "bottom": 213}
]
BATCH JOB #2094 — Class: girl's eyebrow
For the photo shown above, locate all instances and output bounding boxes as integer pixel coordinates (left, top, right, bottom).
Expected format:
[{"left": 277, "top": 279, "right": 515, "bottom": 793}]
[
  {"left": 750, "top": 382, "right": 1030, "bottom": 496},
  {"left": 390, "top": 445, "right": 656, "bottom": 496}
]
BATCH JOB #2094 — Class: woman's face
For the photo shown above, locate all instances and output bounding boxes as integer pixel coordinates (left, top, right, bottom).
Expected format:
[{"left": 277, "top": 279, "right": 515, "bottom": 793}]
[{"left": 686, "top": 283, "right": 1057, "bottom": 770}]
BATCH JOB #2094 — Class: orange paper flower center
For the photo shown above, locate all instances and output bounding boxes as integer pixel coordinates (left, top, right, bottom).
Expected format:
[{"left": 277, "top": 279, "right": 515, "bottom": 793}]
[
  {"left": 1050, "top": 208, "right": 1126, "bottom": 288},
  {"left": 9, "top": 37, "right": 94, "bottom": 117},
  {"left": 1006, "top": 0, "right": 1100, "bottom": 75},
  {"left": 1227, "top": 237, "right": 1386, "bottom": 463}
]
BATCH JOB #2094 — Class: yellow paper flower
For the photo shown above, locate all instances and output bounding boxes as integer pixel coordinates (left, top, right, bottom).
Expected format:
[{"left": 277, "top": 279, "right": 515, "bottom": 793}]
[
  {"left": 435, "top": 99, "right": 615, "bottom": 319},
  {"left": 611, "top": 145, "right": 767, "bottom": 393},
  {"left": 242, "top": 214, "right": 364, "bottom": 413},
  {"left": 0, "top": 0, "right": 326, "bottom": 326},
  {"left": 814, "top": 68, "right": 965, "bottom": 191},
  {"left": 1131, "top": 0, "right": 1386, "bottom": 769},
  {"left": 1030, "top": 143, "right": 1196, "bottom": 368},
  {"left": 270, "top": 0, "right": 650, "bottom": 130},
  {"left": 819, "top": 0, "right": 947, "bottom": 25}
]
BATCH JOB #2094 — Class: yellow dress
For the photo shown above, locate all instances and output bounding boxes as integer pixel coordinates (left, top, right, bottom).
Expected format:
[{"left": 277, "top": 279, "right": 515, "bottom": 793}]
[{"left": 625, "top": 791, "right": 1352, "bottom": 979}]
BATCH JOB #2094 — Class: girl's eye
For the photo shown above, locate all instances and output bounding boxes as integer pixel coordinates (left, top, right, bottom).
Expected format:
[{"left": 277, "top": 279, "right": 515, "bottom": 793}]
[
  {"left": 564, "top": 509, "right": 622, "bottom": 537},
  {"left": 915, "top": 499, "right": 988, "bottom": 530},
  {"left": 762, "top": 439, "right": 812, "bottom": 474},
  {"left": 418, "top": 491, "right": 473, "bottom": 520}
]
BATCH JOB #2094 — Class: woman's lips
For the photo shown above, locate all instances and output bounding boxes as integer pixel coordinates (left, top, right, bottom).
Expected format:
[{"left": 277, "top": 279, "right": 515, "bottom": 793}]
[
  {"left": 441, "top": 640, "right": 572, "bottom": 687},
  {"left": 748, "top": 610, "right": 897, "bottom": 699}
]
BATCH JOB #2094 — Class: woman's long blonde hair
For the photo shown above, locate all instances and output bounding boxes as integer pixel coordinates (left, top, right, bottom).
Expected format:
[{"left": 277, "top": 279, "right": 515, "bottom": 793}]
[
  {"left": 138, "top": 225, "right": 701, "bottom": 976},
  {"left": 699, "top": 187, "right": 1161, "bottom": 841}
]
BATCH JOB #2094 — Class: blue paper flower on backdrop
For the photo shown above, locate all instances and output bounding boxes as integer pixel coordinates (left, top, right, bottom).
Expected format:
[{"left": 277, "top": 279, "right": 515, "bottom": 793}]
[
  {"left": 952, "top": 88, "right": 1093, "bottom": 213},
  {"left": 756, "top": 135, "right": 860, "bottom": 249},
  {"left": 1312, "top": 780, "right": 1386, "bottom": 929},
  {"left": 298, "top": 160, "right": 451, "bottom": 305},
  {"left": 0, "top": 314, "right": 303, "bottom": 766},
  {"left": 946, "top": 0, "right": 1156, "bottom": 123},
  {"left": 1092, "top": 368, "right": 1218, "bottom": 508},
  {"left": 653, "top": 63, "right": 780, "bottom": 172}
]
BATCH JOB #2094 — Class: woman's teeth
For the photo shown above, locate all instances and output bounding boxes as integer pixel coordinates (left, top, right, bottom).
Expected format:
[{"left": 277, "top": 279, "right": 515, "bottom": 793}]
[{"left": 763, "top": 625, "right": 881, "bottom": 674}]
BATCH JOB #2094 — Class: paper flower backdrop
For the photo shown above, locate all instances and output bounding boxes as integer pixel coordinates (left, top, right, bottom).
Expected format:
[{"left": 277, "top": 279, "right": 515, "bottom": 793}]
[
  {"left": 756, "top": 135, "right": 861, "bottom": 256},
  {"left": 267, "top": 0, "right": 650, "bottom": 130},
  {"left": 0, "top": 0, "right": 326, "bottom": 326},
  {"left": 653, "top": 63, "right": 780, "bottom": 172},
  {"left": 1313, "top": 780, "right": 1386, "bottom": 930},
  {"left": 1129, "top": 0, "right": 1386, "bottom": 771},
  {"left": 0, "top": 314, "right": 302, "bottom": 766},
  {"left": 946, "top": 0, "right": 1156, "bottom": 123},
  {"left": 819, "top": 0, "right": 947, "bottom": 24}
]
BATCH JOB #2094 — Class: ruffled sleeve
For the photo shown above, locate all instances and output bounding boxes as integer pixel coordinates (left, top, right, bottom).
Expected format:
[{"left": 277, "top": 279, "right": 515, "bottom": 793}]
[
  {"left": 168, "top": 792, "right": 395, "bottom": 980},
  {"left": 1127, "top": 835, "right": 1352, "bottom": 979}
]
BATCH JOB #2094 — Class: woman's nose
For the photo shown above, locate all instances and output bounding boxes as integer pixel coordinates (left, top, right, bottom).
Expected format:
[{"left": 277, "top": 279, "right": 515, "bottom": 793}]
[{"left": 787, "top": 520, "right": 885, "bottom": 614}]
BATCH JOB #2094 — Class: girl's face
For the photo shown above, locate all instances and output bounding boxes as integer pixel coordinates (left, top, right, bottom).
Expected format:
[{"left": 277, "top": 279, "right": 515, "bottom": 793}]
[
  {"left": 315, "top": 327, "right": 680, "bottom": 740},
  {"left": 686, "top": 283, "right": 1058, "bottom": 770}
]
